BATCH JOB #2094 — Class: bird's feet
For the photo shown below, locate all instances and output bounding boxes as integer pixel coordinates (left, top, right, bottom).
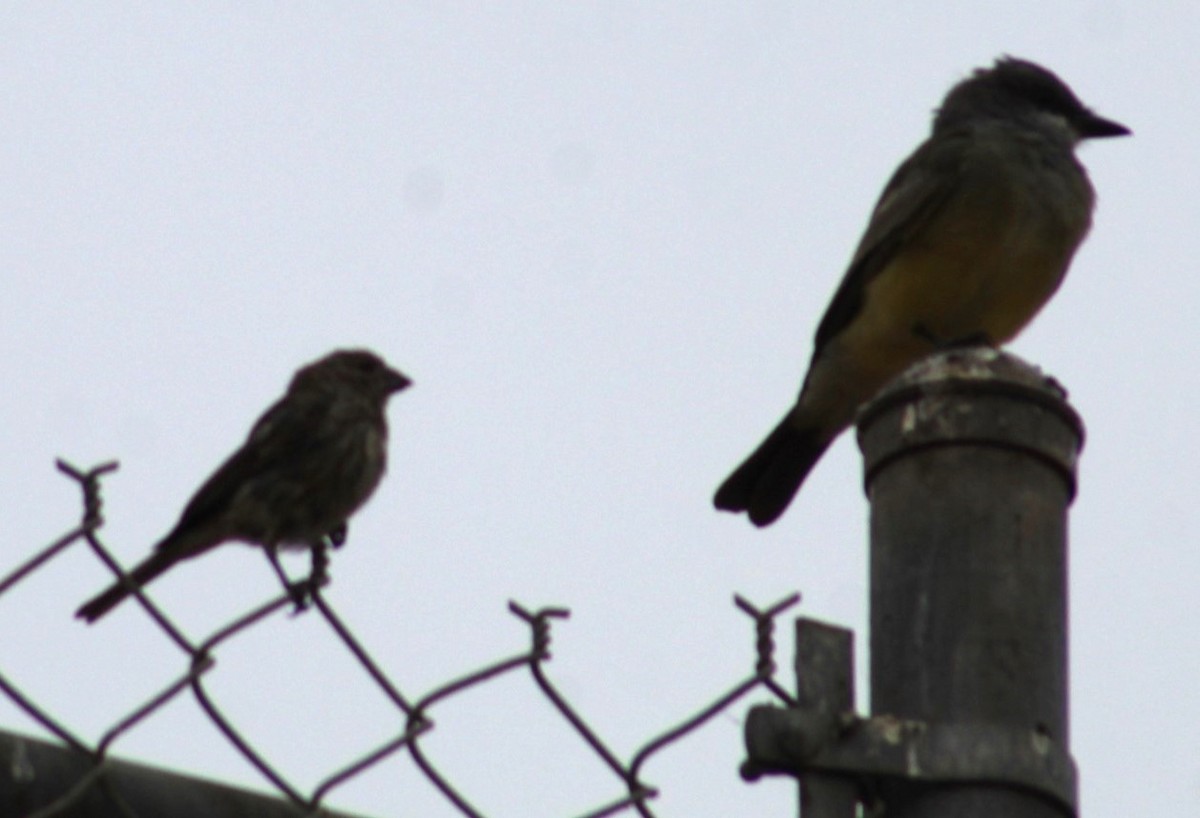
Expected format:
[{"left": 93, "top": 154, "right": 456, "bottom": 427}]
[
  {"left": 265, "top": 543, "right": 330, "bottom": 614},
  {"left": 287, "top": 541, "right": 331, "bottom": 614},
  {"left": 284, "top": 580, "right": 313, "bottom": 613}
]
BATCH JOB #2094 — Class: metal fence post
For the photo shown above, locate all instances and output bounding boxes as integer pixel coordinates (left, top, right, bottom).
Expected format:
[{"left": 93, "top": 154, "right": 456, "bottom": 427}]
[{"left": 856, "top": 347, "right": 1083, "bottom": 817}]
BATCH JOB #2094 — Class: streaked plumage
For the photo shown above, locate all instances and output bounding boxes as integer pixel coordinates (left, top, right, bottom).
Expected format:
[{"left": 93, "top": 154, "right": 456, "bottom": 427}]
[{"left": 77, "top": 349, "right": 410, "bottom": 622}]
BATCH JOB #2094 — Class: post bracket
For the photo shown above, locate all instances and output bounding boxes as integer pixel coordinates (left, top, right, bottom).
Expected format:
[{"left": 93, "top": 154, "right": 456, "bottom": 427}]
[{"left": 742, "top": 706, "right": 1077, "bottom": 816}]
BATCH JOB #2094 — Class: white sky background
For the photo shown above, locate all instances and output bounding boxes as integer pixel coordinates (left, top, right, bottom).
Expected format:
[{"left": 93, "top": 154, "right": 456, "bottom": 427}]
[{"left": 0, "top": 3, "right": 1192, "bottom": 817}]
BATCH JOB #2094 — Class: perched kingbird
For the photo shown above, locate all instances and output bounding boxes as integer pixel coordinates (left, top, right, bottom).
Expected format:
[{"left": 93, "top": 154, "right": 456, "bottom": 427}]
[{"left": 714, "top": 57, "right": 1129, "bottom": 527}]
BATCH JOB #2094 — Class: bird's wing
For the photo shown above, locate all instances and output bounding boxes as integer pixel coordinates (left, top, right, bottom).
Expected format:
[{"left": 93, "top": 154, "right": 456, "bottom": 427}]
[
  {"left": 156, "top": 394, "right": 327, "bottom": 550},
  {"left": 810, "top": 130, "right": 968, "bottom": 359}
]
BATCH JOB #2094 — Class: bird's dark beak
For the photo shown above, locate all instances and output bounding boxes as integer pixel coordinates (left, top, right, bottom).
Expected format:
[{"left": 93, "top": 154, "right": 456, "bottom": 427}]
[
  {"left": 1079, "top": 111, "right": 1131, "bottom": 138},
  {"left": 387, "top": 369, "right": 413, "bottom": 393}
]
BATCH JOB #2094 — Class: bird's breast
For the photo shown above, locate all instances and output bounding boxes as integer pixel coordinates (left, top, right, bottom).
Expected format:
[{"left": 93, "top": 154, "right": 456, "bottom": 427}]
[
  {"left": 799, "top": 144, "right": 1095, "bottom": 428},
  {"left": 869, "top": 151, "right": 1093, "bottom": 347}
]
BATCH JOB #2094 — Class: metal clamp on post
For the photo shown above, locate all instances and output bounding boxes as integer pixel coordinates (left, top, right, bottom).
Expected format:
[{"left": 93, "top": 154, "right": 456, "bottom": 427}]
[{"left": 743, "top": 705, "right": 1077, "bottom": 816}]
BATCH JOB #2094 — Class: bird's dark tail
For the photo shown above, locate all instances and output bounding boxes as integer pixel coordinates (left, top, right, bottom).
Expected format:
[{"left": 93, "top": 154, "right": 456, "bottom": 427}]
[
  {"left": 713, "top": 416, "right": 832, "bottom": 527},
  {"left": 76, "top": 550, "right": 178, "bottom": 623}
]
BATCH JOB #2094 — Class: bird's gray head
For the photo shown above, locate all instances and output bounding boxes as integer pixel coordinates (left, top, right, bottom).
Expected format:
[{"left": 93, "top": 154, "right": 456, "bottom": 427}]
[
  {"left": 292, "top": 349, "right": 412, "bottom": 401},
  {"left": 934, "top": 57, "right": 1130, "bottom": 143}
]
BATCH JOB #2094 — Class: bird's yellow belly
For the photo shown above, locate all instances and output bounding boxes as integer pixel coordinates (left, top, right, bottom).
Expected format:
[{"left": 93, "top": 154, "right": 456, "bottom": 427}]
[
  {"left": 803, "top": 222, "right": 1075, "bottom": 422},
  {"left": 871, "top": 231, "right": 1070, "bottom": 347}
]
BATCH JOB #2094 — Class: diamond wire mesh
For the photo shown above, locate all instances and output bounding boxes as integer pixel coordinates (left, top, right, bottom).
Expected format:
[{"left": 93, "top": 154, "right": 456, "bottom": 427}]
[{"left": 0, "top": 460, "right": 799, "bottom": 818}]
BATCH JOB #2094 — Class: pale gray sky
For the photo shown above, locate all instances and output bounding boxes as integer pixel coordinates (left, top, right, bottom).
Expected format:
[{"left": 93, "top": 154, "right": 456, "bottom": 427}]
[{"left": 0, "top": 4, "right": 1192, "bottom": 817}]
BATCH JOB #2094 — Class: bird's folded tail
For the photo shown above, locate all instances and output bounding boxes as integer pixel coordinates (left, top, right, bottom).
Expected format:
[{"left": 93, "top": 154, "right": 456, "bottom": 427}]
[
  {"left": 713, "top": 416, "right": 832, "bottom": 527},
  {"left": 76, "top": 549, "right": 178, "bottom": 623}
]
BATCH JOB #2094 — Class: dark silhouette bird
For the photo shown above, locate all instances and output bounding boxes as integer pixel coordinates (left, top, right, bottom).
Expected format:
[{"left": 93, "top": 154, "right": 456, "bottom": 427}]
[
  {"left": 77, "top": 349, "right": 411, "bottom": 622},
  {"left": 714, "top": 58, "right": 1129, "bottom": 526}
]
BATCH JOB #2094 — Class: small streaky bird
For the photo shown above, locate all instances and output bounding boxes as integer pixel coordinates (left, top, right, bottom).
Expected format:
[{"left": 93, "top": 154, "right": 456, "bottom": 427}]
[
  {"left": 714, "top": 57, "right": 1129, "bottom": 527},
  {"left": 76, "top": 349, "right": 411, "bottom": 622}
]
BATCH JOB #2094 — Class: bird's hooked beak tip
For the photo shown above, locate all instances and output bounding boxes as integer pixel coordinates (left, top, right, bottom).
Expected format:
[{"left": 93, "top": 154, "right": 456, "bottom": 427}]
[{"left": 1081, "top": 112, "right": 1131, "bottom": 139}]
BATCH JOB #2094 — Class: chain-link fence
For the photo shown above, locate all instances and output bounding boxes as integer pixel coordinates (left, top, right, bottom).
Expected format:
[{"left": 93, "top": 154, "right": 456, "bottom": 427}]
[{"left": 0, "top": 460, "right": 800, "bottom": 818}]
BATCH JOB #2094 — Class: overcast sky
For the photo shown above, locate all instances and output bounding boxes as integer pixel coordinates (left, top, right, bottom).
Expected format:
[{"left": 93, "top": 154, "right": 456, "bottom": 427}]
[{"left": 0, "top": 4, "right": 1193, "bottom": 817}]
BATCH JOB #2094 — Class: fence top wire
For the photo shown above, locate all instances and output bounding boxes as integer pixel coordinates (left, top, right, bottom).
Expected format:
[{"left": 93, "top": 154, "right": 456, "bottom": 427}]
[{"left": 0, "top": 460, "right": 801, "bottom": 818}]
